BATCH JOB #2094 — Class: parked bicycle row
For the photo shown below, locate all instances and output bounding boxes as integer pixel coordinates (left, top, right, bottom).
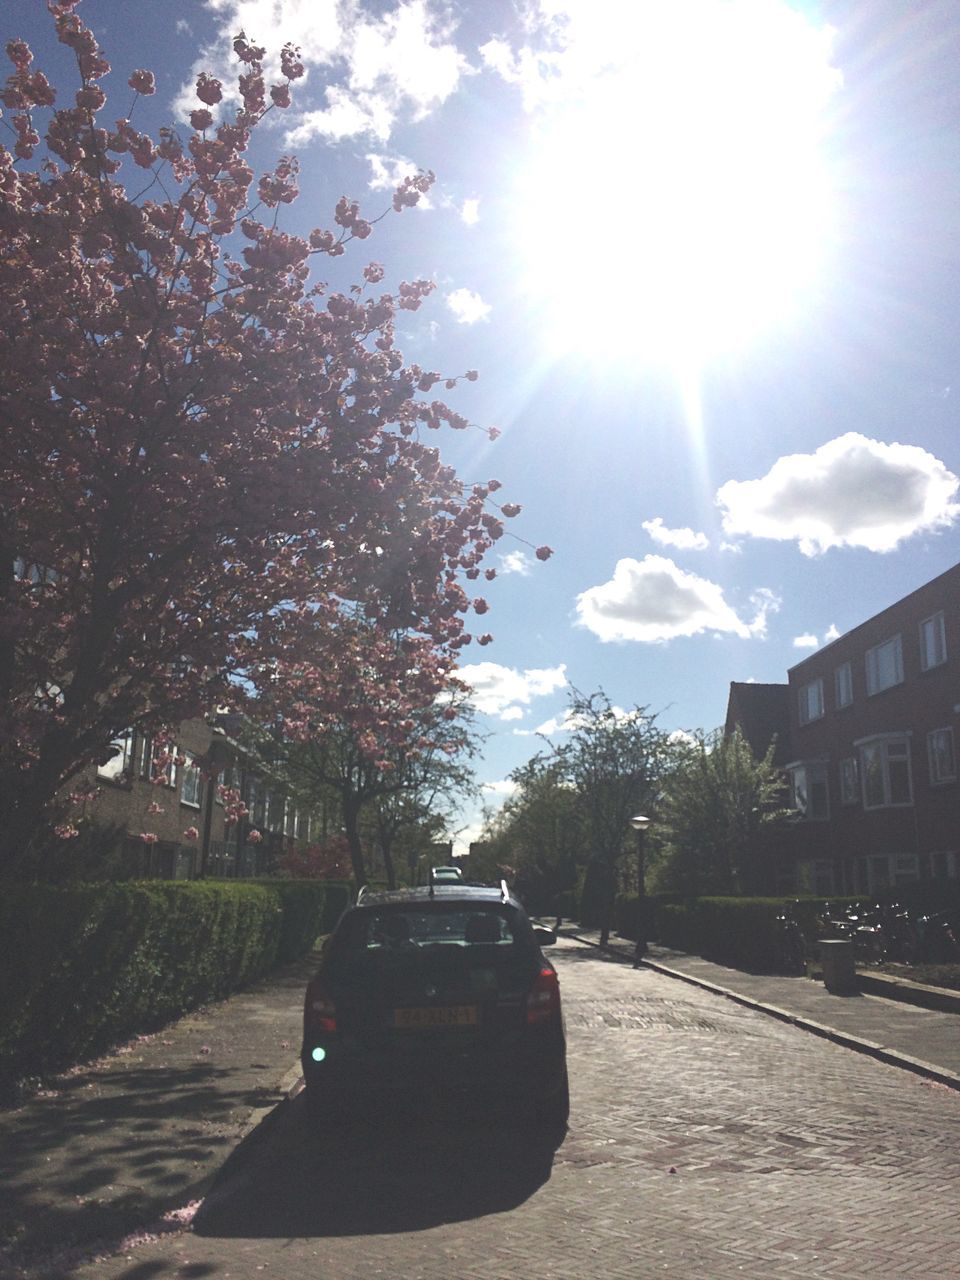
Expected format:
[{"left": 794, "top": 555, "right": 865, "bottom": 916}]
[{"left": 775, "top": 900, "right": 960, "bottom": 972}]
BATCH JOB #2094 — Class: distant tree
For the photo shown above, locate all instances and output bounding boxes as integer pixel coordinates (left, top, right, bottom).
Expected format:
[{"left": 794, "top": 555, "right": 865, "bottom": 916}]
[
  {"left": 654, "top": 728, "right": 789, "bottom": 895},
  {"left": 0, "top": 10, "right": 537, "bottom": 872},
  {"left": 553, "top": 690, "right": 670, "bottom": 944},
  {"left": 281, "top": 673, "right": 481, "bottom": 887},
  {"left": 479, "top": 753, "right": 583, "bottom": 913}
]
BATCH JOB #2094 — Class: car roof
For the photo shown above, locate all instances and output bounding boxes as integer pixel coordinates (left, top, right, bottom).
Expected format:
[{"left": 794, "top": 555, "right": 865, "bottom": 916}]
[{"left": 353, "top": 883, "right": 523, "bottom": 911}]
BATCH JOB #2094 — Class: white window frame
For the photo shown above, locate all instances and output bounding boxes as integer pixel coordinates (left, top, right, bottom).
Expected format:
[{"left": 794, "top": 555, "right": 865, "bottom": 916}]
[
  {"left": 787, "top": 759, "right": 830, "bottom": 821},
  {"left": 798, "top": 678, "right": 824, "bottom": 726},
  {"left": 839, "top": 756, "right": 859, "bottom": 805},
  {"left": 98, "top": 730, "right": 134, "bottom": 781},
  {"left": 138, "top": 735, "right": 176, "bottom": 786},
  {"left": 180, "top": 752, "right": 203, "bottom": 808},
  {"left": 920, "top": 611, "right": 947, "bottom": 672},
  {"left": 834, "top": 661, "right": 853, "bottom": 709},
  {"left": 858, "top": 733, "right": 913, "bottom": 809},
  {"left": 927, "top": 727, "right": 957, "bottom": 785},
  {"left": 866, "top": 634, "right": 903, "bottom": 696}
]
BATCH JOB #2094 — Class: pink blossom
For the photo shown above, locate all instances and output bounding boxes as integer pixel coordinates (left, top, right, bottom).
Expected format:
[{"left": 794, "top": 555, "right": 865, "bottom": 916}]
[
  {"left": 190, "top": 108, "right": 213, "bottom": 131},
  {"left": 195, "top": 72, "right": 222, "bottom": 105},
  {"left": 55, "top": 823, "right": 79, "bottom": 839},
  {"left": 183, "top": 826, "right": 199, "bottom": 841},
  {"left": 247, "top": 828, "right": 263, "bottom": 844},
  {"left": 140, "top": 832, "right": 159, "bottom": 844},
  {"left": 128, "top": 69, "right": 156, "bottom": 95},
  {"left": 536, "top": 545, "right": 554, "bottom": 561}
]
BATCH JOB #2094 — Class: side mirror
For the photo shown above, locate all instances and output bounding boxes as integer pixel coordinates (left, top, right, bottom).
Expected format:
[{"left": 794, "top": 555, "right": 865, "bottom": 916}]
[{"left": 533, "top": 926, "right": 557, "bottom": 946}]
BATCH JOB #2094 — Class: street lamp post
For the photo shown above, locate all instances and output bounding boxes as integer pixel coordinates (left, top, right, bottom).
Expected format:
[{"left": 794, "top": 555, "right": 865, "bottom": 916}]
[{"left": 630, "top": 814, "right": 651, "bottom": 965}]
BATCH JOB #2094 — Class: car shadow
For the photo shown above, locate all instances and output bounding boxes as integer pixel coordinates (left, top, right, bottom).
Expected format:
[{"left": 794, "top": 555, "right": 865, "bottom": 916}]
[{"left": 194, "top": 1091, "right": 565, "bottom": 1238}]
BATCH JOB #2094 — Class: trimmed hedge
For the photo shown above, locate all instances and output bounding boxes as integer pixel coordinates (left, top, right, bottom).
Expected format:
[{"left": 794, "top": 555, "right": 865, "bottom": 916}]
[
  {"left": 629, "top": 895, "right": 828, "bottom": 971},
  {"left": 0, "top": 878, "right": 342, "bottom": 1088}
]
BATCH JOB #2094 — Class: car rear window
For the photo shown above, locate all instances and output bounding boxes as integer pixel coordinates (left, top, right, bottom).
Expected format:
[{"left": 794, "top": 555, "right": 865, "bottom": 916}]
[{"left": 338, "top": 906, "right": 517, "bottom": 953}]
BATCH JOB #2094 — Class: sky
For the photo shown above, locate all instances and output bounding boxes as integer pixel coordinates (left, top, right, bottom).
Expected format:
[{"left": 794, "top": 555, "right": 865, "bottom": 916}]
[{"left": 9, "top": 0, "right": 960, "bottom": 851}]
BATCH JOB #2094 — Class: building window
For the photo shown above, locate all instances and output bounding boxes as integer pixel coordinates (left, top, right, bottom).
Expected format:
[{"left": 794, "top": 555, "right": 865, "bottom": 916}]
[
  {"left": 98, "top": 731, "right": 134, "bottom": 781},
  {"left": 180, "top": 753, "right": 202, "bottom": 808},
  {"left": 138, "top": 736, "right": 176, "bottom": 786},
  {"left": 268, "top": 791, "right": 285, "bottom": 833},
  {"left": 928, "top": 728, "right": 957, "bottom": 784},
  {"left": 296, "top": 810, "right": 310, "bottom": 841},
  {"left": 789, "top": 761, "right": 829, "bottom": 820},
  {"left": 920, "top": 611, "right": 947, "bottom": 671},
  {"left": 894, "top": 854, "right": 919, "bottom": 885},
  {"left": 840, "top": 756, "right": 859, "bottom": 805},
  {"left": 798, "top": 678, "right": 824, "bottom": 725},
  {"left": 283, "top": 797, "right": 296, "bottom": 837},
  {"left": 246, "top": 779, "right": 266, "bottom": 828},
  {"left": 865, "top": 634, "right": 903, "bottom": 695},
  {"left": 859, "top": 736, "right": 912, "bottom": 808},
  {"left": 930, "top": 851, "right": 957, "bottom": 880},
  {"left": 834, "top": 662, "right": 853, "bottom": 709}
]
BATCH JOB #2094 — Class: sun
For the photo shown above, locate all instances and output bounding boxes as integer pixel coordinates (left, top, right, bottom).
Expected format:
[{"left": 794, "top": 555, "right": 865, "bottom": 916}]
[{"left": 512, "top": 0, "right": 842, "bottom": 371}]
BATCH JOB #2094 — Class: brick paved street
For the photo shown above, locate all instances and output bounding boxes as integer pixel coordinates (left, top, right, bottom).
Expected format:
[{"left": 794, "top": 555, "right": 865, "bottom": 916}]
[{"left": 69, "top": 938, "right": 960, "bottom": 1279}]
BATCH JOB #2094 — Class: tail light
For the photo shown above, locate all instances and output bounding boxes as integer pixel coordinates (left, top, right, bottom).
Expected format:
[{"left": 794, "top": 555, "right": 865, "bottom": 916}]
[
  {"left": 304, "top": 977, "right": 337, "bottom": 1034},
  {"left": 525, "top": 966, "right": 561, "bottom": 1025}
]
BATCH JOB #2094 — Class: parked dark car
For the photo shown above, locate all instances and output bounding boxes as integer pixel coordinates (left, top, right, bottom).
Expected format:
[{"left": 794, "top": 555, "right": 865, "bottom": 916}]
[{"left": 301, "top": 882, "right": 568, "bottom": 1125}]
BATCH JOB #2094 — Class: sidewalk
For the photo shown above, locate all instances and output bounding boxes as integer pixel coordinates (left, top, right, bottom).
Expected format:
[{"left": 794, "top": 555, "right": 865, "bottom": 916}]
[
  {"left": 561, "top": 924, "right": 960, "bottom": 1088},
  {"left": 0, "top": 948, "right": 319, "bottom": 1279}
]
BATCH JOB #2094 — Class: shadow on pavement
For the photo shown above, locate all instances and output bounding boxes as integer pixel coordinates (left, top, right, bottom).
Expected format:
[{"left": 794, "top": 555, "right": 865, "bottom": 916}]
[
  {"left": 1, "top": 1060, "right": 280, "bottom": 1254},
  {"left": 194, "top": 1091, "right": 564, "bottom": 1239}
]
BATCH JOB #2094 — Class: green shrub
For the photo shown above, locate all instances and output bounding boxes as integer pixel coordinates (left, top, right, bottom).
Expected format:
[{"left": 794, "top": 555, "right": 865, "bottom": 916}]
[
  {"left": 0, "top": 878, "right": 335, "bottom": 1088},
  {"left": 652, "top": 896, "right": 827, "bottom": 970}
]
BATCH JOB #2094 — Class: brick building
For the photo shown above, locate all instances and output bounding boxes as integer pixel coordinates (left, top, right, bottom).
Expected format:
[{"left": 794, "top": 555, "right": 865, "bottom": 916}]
[
  {"left": 83, "top": 715, "right": 316, "bottom": 879},
  {"left": 726, "top": 562, "right": 960, "bottom": 896}
]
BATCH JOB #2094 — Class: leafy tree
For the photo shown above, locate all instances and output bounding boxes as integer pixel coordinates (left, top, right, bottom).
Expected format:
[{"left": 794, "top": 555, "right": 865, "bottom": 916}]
[
  {"left": 280, "top": 675, "right": 482, "bottom": 887},
  {"left": 654, "top": 728, "right": 789, "bottom": 895},
  {"left": 0, "top": 11, "right": 538, "bottom": 871},
  {"left": 479, "top": 753, "right": 583, "bottom": 914},
  {"left": 554, "top": 690, "right": 670, "bottom": 945}
]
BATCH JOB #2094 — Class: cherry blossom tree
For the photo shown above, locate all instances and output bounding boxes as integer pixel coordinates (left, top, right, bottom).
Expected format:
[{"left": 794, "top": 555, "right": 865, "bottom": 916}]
[
  {"left": 0, "top": 5, "right": 541, "bottom": 873},
  {"left": 276, "top": 646, "right": 482, "bottom": 887}
]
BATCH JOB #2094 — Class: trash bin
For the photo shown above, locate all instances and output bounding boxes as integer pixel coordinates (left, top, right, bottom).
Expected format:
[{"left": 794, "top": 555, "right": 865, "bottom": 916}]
[{"left": 819, "top": 939, "right": 858, "bottom": 994}]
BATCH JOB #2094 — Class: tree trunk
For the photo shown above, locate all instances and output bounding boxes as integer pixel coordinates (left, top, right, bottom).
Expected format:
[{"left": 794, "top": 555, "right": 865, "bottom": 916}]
[
  {"left": 342, "top": 802, "right": 366, "bottom": 887},
  {"left": 380, "top": 833, "right": 398, "bottom": 890}
]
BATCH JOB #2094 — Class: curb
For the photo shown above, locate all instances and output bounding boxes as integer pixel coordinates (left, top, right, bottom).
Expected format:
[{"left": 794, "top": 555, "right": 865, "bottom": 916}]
[{"left": 561, "top": 928, "right": 960, "bottom": 1094}]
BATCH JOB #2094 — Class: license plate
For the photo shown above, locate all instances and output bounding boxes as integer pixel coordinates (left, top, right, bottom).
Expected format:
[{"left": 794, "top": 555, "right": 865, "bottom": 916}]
[{"left": 394, "top": 1005, "right": 479, "bottom": 1029}]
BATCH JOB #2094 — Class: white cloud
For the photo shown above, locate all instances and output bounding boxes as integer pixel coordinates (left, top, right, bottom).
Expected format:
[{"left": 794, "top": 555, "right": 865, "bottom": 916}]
[
  {"left": 445, "top": 287, "right": 491, "bottom": 324},
  {"left": 642, "top": 517, "right": 710, "bottom": 551},
  {"left": 717, "top": 433, "right": 960, "bottom": 556},
  {"left": 499, "top": 550, "right": 532, "bottom": 576},
  {"left": 576, "top": 556, "right": 776, "bottom": 643},
  {"left": 366, "top": 152, "right": 421, "bottom": 192},
  {"left": 824, "top": 623, "right": 840, "bottom": 642},
  {"left": 793, "top": 633, "right": 819, "bottom": 649},
  {"left": 460, "top": 198, "right": 480, "bottom": 225},
  {"left": 175, "top": 0, "right": 470, "bottom": 146},
  {"left": 457, "top": 661, "right": 567, "bottom": 719},
  {"left": 518, "top": 704, "right": 629, "bottom": 738},
  {"left": 481, "top": 779, "right": 517, "bottom": 797}
]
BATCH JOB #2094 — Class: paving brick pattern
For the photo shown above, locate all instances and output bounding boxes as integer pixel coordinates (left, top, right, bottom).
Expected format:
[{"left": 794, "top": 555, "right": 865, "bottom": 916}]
[{"left": 73, "top": 939, "right": 960, "bottom": 1279}]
